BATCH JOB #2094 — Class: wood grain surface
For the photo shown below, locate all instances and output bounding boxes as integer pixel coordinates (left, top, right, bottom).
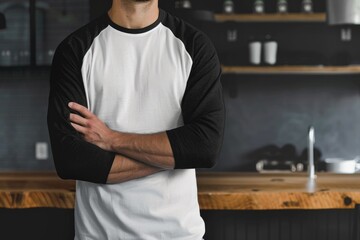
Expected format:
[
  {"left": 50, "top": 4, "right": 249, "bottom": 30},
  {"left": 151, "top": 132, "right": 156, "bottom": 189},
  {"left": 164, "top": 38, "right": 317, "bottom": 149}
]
[
  {"left": 0, "top": 172, "right": 75, "bottom": 209},
  {"left": 215, "top": 13, "right": 326, "bottom": 22},
  {"left": 197, "top": 172, "right": 360, "bottom": 210},
  {"left": 221, "top": 65, "right": 360, "bottom": 75},
  {"left": 1, "top": 172, "right": 360, "bottom": 210}
]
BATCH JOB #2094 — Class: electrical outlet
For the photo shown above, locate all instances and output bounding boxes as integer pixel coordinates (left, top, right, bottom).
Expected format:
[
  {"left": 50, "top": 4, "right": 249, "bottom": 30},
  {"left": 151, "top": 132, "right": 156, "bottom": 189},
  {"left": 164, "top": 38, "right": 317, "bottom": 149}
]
[
  {"left": 35, "top": 142, "right": 48, "bottom": 160},
  {"left": 341, "top": 28, "right": 352, "bottom": 42}
]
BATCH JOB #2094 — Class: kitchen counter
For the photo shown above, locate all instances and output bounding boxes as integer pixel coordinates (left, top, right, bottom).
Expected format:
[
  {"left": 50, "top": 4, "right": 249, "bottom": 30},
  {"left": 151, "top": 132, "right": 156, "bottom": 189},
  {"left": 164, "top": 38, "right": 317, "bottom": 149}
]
[
  {"left": 0, "top": 172, "right": 75, "bottom": 209},
  {"left": 1, "top": 172, "right": 360, "bottom": 210},
  {"left": 198, "top": 172, "right": 360, "bottom": 210}
]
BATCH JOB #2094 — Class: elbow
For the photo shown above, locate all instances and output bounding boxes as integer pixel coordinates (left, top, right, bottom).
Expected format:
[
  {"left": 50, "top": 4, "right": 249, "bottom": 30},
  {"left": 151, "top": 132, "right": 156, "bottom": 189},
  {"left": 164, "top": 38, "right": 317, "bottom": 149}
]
[
  {"left": 171, "top": 125, "right": 224, "bottom": 169},
  {"left": 203, "top": 157, "right": 217, "bottom": 168},
  {"left": 56, "top": 169, "right": 72, "bottom": 180},
  {"left": 173, "top": 147, "right": 218, "bottom": 169},
  {"left": 198, "top": 149, "right": 218, "bottom": 169},
  {"left": 198, "top": 123, "right": 224, "bottom": 169},
  {"left": 198, "top": 129, "right": 224, "bottom": 168},
  {"left": 52, "top": 151, "right": 113, "bottom": 184},
  {"left": 54, "top": 159, "right": 75, "bottom": 180},
  {"left": 52, "top": 152, "right": 78, "bottom": 180},
  {"left": 198, "top": 130, "right": 223, "bottom": 168},
  {"left": 180, "top": 142, "right": 220, "bottom": 169},
  {"left": 177, "top": 140, "right": 222, "bottom": 169}
]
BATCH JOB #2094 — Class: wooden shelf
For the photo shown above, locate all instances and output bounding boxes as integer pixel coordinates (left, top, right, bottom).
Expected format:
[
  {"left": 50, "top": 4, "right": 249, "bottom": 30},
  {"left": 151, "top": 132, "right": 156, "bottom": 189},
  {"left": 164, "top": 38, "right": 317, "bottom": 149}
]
[
  {"left": 222, "top": 65, "right": 360, "bottom": 75},
  {"left": 215, "top": 13, "right": 326, "bottom": 22}
]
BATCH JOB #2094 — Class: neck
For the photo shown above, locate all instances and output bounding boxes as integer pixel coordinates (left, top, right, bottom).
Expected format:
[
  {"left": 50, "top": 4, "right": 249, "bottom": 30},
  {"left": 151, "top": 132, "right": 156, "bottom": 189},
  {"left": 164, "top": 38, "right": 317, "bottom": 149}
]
[{"left": 108, "top": 0, "right": 159, "bottom": 29}]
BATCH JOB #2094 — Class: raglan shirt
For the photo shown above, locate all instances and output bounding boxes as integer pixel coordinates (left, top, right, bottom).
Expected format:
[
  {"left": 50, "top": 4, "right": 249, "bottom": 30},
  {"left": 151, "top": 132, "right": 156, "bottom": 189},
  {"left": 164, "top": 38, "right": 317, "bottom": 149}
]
[{"left": 47, "top": 9, "right": 225, "bottom": 240}]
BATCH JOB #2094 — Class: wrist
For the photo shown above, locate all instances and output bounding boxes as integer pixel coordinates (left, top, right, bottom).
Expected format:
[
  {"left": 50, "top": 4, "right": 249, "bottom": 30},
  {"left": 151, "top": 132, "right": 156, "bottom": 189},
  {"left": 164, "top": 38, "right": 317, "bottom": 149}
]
[
  {"left": 108, "top": 131, "right": 123, "bottom": 152},
  {"left": 106, "top": 130, "right": 116, "bottom": 152}
]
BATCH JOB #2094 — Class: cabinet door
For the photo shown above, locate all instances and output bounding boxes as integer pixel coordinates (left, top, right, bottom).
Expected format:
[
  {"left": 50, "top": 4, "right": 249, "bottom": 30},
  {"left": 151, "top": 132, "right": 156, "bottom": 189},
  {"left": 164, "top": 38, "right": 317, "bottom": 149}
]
[
  {"left": 35, "top": 0, "right": 90, "bottom": 65},
  {"left": 0, "top": 0, "right": 30, "bottom": 66}
]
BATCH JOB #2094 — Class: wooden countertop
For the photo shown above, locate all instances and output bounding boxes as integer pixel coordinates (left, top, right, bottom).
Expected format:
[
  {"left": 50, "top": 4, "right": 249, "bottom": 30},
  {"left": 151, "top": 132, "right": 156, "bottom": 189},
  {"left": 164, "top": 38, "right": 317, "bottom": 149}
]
[
  {"left": 0, "top": 172, "right": 75, "bottom": 209},
  {"left": 1, "top": 172, "right": 360, "bottom": 210},
  {"left": 198, "top": 172, "right": 360, "bottom": 210}
]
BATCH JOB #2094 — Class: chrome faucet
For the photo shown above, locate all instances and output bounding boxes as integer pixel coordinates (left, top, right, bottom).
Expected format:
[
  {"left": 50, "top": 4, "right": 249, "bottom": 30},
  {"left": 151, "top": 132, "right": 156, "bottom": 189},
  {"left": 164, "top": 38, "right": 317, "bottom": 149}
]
[{"left": 308, "top": 126, "right": 316, "bottom": 179}]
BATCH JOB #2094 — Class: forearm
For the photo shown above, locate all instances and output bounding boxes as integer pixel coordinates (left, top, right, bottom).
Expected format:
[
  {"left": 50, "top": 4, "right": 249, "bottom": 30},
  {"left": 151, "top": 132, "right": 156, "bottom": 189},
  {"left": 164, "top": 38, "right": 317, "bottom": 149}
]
[
  {"left": 66, "top": 102, "right": 175, "bottom": 169},
  {"left": 106, "top": 154, "right": 163, "bottom": 184},
  {"left": 109, "top": 131, "right": 175, "bottom": 169}
]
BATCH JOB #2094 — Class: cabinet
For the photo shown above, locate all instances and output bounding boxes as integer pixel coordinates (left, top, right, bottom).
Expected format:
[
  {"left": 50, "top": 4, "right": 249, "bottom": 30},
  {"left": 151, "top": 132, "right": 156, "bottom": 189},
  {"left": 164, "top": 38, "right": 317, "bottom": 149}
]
[
  {"left": 0, "top": 0, "right": 90, "bottom": 67},
  {"left": 0, "top": 0, "right": 30, "bottom": 66}
]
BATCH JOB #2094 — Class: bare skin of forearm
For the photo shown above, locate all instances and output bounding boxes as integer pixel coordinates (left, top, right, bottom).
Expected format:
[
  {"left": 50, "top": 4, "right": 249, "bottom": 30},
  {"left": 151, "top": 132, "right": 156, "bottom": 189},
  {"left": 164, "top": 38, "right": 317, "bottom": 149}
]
[
  {"left": 67, "top": 102, "right": 175, "bottom": 169},
  {"left": 106, "top": 154, "right": 163, "bottom": 184},
  {"left": 109, "top": 131, "right": 175, "bottom": 169}
]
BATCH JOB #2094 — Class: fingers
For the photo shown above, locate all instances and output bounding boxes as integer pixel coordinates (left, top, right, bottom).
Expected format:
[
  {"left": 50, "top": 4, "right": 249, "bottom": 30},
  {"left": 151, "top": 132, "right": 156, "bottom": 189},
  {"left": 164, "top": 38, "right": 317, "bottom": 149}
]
[
  {"left": 69, "top": 113, "right": 88, "bottom": 127},
  {"left": 70, "top": 122, "right": 87, "bottom": 134},
  {"left": 68, "top": 102, "right": 93, "bottom": 118}
]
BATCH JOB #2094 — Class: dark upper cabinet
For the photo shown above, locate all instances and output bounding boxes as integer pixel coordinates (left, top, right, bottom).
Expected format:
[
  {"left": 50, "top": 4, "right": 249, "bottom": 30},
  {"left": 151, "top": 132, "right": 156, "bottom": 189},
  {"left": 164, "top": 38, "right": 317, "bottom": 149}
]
[
  {"left": 0, "top": 0, "right": 173, "bottom": 67},
  {"left": 0, "top": 0, "right": 90, "bottom": 66},
  {"left": 36, "top": 0, "right": 90, "bottom": 65},
  {"left": 0, "top": 0, "right": 30, "bottom": 66}
]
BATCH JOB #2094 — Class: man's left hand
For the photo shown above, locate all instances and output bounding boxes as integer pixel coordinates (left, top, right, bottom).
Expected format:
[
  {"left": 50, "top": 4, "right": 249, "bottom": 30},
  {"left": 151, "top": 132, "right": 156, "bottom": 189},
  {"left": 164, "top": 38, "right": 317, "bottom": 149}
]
[{"left": 68, "top": 102, "right": 114, "bottom": 151}]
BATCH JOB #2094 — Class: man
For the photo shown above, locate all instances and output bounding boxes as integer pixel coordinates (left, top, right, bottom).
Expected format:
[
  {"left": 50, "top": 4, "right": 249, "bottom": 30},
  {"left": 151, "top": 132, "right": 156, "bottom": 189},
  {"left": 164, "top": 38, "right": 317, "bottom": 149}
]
[{"left": 47, "top": 0, "right": 225, "bottom": 239}]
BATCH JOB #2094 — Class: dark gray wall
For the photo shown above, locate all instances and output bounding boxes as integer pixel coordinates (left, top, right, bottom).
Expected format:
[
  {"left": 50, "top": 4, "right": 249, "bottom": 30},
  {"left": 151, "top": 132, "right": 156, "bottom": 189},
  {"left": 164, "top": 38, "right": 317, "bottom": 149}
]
[
  {"left": 0, "top": 68, "right": 53, "bottom": 170},
  {"left": 215, "top": 75, "right": 360, "bottom": 171},
  {"left": 90, "top": 0, "right": 174, "bottom": 19}
]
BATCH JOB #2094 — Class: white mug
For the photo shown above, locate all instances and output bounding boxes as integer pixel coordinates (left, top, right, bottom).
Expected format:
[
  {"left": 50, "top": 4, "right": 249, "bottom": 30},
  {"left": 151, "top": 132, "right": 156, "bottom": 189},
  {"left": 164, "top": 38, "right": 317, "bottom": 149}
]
[
  {"left": 249, "top": 41, "right": 261, "bottom": 65},
  {"left": 264, "top": 41, "right": 278, "bottom": 65}
]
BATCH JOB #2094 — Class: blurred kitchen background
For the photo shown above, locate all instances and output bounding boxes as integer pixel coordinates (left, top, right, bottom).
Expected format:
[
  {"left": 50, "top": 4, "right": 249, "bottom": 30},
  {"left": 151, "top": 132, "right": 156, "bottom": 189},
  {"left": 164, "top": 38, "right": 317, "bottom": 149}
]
[{"left": 2, "top": 0, "right": 360, "bottom": 239}]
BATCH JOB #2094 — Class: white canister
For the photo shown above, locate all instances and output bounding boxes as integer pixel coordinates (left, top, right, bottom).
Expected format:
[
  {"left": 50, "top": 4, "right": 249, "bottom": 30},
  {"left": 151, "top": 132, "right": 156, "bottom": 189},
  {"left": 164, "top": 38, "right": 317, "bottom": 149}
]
[
  {"left": 249, "top": 41, "right": 262, "bottom": 65},
  {"left": 264, "top": 41, "right": 278, "bottom": 65},
  {"left": 325, "top": 158, "right": 360, "bottom": 174}
]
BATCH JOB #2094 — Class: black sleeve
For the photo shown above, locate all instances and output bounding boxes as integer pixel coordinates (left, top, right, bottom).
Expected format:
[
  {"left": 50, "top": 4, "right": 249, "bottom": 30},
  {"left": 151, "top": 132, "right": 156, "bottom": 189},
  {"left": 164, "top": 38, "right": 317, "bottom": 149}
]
[
  {"left": 47, "top": 42, "right": 115, "bottom": 184},
  {"left": 166, "top": 34, "right": 225, "bottom": 169}
]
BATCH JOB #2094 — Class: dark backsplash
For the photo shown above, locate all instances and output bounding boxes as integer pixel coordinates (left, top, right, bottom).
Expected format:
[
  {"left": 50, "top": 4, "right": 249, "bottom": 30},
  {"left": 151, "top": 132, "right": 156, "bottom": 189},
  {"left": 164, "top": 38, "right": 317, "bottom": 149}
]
[
  {"left": 0, "top": 68, "right": 54, "bottom": 170},
  {"left": 215, "top": 75, "right": 360, "bottom": 171},
  {"left": 1, "top": 71, "right": 360, "bottom": 172}
]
